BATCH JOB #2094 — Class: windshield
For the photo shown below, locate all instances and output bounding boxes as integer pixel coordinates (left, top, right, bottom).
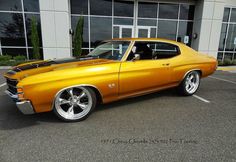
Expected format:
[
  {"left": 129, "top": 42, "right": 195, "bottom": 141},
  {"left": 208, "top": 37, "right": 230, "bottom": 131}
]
[{"left": 88, "top": 41, "right": 130, "bottom": 61}]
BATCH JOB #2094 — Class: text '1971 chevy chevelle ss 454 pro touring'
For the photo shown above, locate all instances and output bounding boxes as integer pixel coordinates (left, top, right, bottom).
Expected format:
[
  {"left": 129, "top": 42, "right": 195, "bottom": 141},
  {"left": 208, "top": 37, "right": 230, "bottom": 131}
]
[{"left": 4, "top": 38, "right": 217, "bottom": 121}]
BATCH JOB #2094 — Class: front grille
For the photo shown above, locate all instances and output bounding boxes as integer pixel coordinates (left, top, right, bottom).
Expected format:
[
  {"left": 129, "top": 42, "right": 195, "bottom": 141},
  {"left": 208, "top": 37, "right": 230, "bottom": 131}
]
[{"left": 6, "top": 78, "right": 18, "bottom": 94}]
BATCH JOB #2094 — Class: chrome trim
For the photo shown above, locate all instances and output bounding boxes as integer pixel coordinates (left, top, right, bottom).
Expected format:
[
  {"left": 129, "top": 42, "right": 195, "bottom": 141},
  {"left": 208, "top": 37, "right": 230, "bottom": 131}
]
[
  {"left": 16, "top": 100, "right": 35, "bottom": 115},
  {"left": 5, "top": 90, "right": 18, "bottom": 99},
  {"left": 51, "top": 84, "right": 103, "bottom": 111}
]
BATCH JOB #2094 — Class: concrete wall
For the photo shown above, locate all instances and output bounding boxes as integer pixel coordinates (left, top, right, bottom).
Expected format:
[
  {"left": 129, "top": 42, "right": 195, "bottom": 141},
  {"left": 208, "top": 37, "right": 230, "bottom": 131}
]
[{"left": 39, "top": 0, "right": 71, "bottom": 60}]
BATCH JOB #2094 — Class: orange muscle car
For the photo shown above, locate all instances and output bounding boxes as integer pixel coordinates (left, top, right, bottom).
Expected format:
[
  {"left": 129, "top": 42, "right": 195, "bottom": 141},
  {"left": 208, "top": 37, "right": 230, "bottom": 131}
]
[{"left": 4, "top": 38, "right": 217, "bottom": 121}]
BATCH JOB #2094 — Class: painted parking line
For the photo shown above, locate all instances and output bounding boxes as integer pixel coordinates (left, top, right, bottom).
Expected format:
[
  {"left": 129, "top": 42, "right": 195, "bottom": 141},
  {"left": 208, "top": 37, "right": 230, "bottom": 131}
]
[
  {"left": 0, "top": 83, "right": 6, "bottom": 88},
  {"left": 193, "top": 95, "right": 210, "bottom": 103},
  {"left": 209, "top": 76, "right": 236, "bottom": 85}
]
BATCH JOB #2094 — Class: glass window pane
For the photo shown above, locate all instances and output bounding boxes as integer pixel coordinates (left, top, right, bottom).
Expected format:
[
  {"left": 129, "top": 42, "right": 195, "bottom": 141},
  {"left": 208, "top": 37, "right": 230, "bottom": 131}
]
[
  {"left": 90, "top": 0, "right": 112, "bottom": 16},
  {"left": 230, "top": 8, "right": 236, "bottom": 22},
  {"left": 138, "top": 29, "right": 148, "bottom": 38},
  {"left": 138, "top": 19, "right": 156, "bottom": 26},
  {"left": 114, "top": 18, "right": 133, "bottom": 25},
  {"left": 71, "top": 0, "right": 88, "bottom": 15},
  {"left": 114, "top": 0, "right": 134, "bottom": 17},
  {"left": 223, "top": 8, "right": 230, "bottom": 22},
  {"left": 122, "top": 28, "right": 132, "bottom": 38},
  {"left": 0, "top": 13, "right": 25, "bottom": 46},
  {"left": 225, "top": 24, "right": 236, "bottom": 51},
  {"left": 138, "top": 2, "right": 157, "bottom": 18},
  {"left": 159, "top": 3, "right": 178, "bottom": 19},
  {"left": 25, "top": 14, "right": 42, "bottom": 47},
  {"left": 71, "top": 16, "right": 89, "bottom": 48},
  {"left": 0, "top": 0, "right": 22, "bottom": 11},
  {"left": 218, "top": 24, "right": 227, "bottom": 51},
  {"left": 2, "top": 48, "right": 27, "bottom": 57},
  {"left": 158, "top": 20, "right": 177, "bottom": 40},
  {"left": 23, "top": 0, "right": 39, "bottom": 12},
  {"left": 217, "top": 52, "right": 223, "bottom": 61},
  {"left": 113, "top": 26, "right": 119, "bottom": 38},
  {"left": 90, "top": 17, "right": 112, "bottom": 48},
  {"left": 180, "top": 4, "right": 195, "bottom": 20},
  {"left": 224, "top": 53, "right": 233, "bottom": 60},
  {"left": 150, "top": 28, "right": 156, "bottom": 38},
  {"left": 28, "top": 47, "right": 43, "bottom": 59},
  {"left": 177, "top": 21, "right": 193, "bottom": 46}
]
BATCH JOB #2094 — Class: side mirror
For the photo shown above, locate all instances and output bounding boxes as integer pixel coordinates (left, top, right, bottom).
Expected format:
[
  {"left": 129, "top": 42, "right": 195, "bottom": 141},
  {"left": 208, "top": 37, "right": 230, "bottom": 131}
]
[{"left": 132, "top": 54, "right": 140, "bottom": 61}]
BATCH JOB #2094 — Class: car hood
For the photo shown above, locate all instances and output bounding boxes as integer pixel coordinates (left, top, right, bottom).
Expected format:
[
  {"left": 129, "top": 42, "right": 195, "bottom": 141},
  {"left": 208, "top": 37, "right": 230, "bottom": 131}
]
[{"left": 4, "top": 58, "right": 116, "bottom": 81}]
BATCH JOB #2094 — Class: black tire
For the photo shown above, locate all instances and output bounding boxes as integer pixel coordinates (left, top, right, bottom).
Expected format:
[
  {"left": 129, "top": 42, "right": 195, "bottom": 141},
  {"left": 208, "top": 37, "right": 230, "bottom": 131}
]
[
  {"left": 178, "top": 71, "right": 201, "bottom": 96},
  {"left": 53, "top": 87, "right": 97, "bottom": 122}
]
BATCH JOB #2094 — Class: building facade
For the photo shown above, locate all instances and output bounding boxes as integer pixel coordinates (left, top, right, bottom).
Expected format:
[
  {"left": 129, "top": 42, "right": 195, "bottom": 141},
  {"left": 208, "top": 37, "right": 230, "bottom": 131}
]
[{"left": 0, "top": 0, "right": 236, "bottom": 62}]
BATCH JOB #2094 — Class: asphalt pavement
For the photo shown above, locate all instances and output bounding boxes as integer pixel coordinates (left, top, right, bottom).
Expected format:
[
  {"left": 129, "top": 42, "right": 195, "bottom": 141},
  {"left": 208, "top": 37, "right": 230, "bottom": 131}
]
[{"left": 0, "top": 69, "right": 235, "bottom": 162}]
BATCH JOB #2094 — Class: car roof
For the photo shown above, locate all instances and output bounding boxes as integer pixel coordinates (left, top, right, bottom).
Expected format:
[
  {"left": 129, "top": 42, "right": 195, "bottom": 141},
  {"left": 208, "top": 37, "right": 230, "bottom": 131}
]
[{"left": 111, "top": 37, "right": 184, "bottom": 46}]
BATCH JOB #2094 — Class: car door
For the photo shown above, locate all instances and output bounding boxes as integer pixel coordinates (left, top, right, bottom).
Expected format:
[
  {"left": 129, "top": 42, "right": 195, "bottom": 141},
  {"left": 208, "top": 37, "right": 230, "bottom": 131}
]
[{"left": 119, "top": 58, "right": 171, "bottom": 97}]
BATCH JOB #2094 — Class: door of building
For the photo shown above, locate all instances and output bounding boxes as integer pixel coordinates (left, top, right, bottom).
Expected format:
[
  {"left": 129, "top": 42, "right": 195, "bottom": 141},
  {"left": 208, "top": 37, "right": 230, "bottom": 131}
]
[{"left": 113, "top": 25, "right": 134, "bottom": 38}]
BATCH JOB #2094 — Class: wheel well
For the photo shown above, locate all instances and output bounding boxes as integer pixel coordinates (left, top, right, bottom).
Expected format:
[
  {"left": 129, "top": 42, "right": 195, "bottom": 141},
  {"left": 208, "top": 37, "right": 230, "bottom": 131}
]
[
  {"left": 196, "top": 70, "right": 202, "bottom": 77},
  {"left": 85, "top": 86, "right": 103, "bottom": 104}
]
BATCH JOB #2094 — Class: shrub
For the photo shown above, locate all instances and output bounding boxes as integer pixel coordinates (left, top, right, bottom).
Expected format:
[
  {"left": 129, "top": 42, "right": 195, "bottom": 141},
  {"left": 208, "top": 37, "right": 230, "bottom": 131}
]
[
  {"left": 73, "top": 16, "right": 84, "bottom": 57},
  {"left": 0, "top": 55, "right": 12, "bottom": 61},
  {"left": 223, "top": 59, "right": 232, "bottom": 66},
  {"left": 232, "top": 60, "right": 236, "bottom": 65},
  {"left": 13, "top": 55, "right": 26, "bottom": 61},
  {"left": 31, "top": 16, "right": 40, "bottom": 59},
  {"left": 218, "top": 60, "right": 224, "bottom": 66}
]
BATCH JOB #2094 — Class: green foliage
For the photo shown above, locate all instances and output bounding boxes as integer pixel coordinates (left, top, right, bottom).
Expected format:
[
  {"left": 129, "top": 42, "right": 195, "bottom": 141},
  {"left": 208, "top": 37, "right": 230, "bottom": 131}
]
[
  {"left": 232, "top": 60, "right": 236, "bottom": 65},
  {"left": 30, "top": 16, "right": 40, "bottom": 59},
  {"left": 13, "top": 55, "right": 26, "bottom": 61},
  {"left": 218, "top": 59, "right": 236, "bottom": 66},
  {"left": 73, "top": 16, "right": 84, "bottom": 57},
  {"left": 0, "top": 55, "right": 12, "bottom": 61},
  {"left": 223, "top": 59, "right": 232, "bottom": 65}
]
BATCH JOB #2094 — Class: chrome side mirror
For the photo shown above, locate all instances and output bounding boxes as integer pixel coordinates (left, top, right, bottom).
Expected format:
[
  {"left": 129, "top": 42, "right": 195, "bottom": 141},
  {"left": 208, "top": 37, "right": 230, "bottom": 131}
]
[{"left": 132, "top": 54, "right": 140, "bottom": 61}]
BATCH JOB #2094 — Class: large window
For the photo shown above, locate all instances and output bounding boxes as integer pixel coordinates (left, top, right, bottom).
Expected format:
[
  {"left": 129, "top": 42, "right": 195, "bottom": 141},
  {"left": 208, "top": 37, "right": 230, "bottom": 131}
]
[
  {"left": 0, "top": 0, "right": 42, "bottom": 59},
  {"left": 70, "top": 0, "right": 194, "bottom": 54},
  {"left": 218, "top": 8, "right": 236, "bottom": 61}
]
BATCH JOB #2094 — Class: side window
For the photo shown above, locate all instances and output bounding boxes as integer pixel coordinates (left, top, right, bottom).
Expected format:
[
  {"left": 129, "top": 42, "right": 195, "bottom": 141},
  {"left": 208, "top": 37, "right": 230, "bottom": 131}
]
[{"left": 150, "top": 42, "right": 180, "bottom": 59}]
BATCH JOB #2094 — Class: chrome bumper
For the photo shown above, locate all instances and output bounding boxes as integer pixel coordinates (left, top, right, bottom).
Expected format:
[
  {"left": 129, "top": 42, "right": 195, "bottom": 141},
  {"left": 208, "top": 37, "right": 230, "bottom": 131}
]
[{"left": 5, "top": 90, "right": 35, "bottom": 115}]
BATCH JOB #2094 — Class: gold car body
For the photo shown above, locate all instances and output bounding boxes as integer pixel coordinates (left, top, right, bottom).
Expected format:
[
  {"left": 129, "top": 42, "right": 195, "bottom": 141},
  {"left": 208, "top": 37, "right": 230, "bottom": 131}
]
[{"left": 4, "top": 38, "right": 217, "bottom": 114}]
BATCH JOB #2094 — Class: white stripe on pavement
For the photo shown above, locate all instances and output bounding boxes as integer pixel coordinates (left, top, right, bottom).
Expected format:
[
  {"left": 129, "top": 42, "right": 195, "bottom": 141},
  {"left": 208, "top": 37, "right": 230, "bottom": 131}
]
[
  {"left": 0, "top": 83, "right": 6, "bottom": 88},
  {"left": 193, "top": 95, "right": 210, "bottom": 103},
  {"left": 209, "top": 76, "right": 236, "bottom": 84}
]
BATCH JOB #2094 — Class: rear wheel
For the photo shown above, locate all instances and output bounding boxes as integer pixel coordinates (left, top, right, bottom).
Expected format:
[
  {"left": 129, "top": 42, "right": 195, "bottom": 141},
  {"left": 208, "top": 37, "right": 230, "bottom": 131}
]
[
  {"left": 178, "top": 71, "right": 200, "bottom": 96},
  {"left": 54, "top": 86, "right": 97, "bottom": 122}
]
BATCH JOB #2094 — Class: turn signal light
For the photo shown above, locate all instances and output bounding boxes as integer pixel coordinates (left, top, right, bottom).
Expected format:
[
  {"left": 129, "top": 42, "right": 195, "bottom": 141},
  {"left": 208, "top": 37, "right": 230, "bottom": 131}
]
[{"left": 17, "top": 87, "right": 24, "bottom": 100}]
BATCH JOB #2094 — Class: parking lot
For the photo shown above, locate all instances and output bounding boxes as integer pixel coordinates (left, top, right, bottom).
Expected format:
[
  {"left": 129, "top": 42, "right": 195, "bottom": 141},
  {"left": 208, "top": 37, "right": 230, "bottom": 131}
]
[{"left": 0, "top": 69, "right": 235, "bottom": 162}]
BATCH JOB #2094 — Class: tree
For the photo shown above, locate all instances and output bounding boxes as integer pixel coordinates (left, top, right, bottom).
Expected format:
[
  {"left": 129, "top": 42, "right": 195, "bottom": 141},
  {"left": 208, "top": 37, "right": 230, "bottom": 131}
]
[
  {"left": 73, "top": 16, "right": 84, "bottom": 57},
  {"left": 30, "top": 16, "right": 40, "bottom": 59}
]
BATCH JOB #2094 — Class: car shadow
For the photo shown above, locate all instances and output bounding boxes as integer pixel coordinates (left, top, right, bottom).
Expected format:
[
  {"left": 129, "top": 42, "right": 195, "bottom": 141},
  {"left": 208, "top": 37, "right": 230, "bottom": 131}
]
[{"left": 0, "top": 88, "right": 179, "bottom": 130}]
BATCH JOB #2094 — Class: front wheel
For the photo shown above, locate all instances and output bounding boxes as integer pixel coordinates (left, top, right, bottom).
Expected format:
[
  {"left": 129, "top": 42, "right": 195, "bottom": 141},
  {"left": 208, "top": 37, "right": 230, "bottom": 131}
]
[
  {"left": 178, "top": 71, "right": 200, "bottom": 96},
  {"left": 53, "top": 86, "right": 97, "bottom": 122}
]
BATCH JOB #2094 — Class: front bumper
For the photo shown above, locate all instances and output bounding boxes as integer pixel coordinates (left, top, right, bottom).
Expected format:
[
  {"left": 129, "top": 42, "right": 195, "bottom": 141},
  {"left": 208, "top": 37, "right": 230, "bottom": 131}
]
[{"left": 5, "top": 90, "right": 35, "bottom": 115}]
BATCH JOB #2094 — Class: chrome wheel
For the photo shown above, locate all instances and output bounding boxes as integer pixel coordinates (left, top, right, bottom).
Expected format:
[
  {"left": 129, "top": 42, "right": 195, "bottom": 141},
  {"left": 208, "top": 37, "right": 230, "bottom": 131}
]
[
  {"left": 55, "top": 87, "right": 93, "bottom": 120},
  {"left": 185, "top": 71, "right": 200, "bottom": 94}
]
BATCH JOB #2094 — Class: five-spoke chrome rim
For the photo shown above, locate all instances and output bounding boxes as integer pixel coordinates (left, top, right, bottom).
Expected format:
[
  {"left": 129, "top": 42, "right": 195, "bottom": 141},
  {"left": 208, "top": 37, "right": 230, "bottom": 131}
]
[
  {"left": 55, "top": 87, "right": 92, "bottom": 120},
  {"left": 185, "top": 72, "right": 200, "bottom": 94}
]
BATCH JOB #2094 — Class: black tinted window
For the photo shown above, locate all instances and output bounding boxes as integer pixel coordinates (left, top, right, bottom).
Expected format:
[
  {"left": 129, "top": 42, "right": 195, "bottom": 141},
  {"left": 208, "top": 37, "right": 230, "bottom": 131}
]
[{"left": 150, "top": 42, "right": 180, "bottom": 59}]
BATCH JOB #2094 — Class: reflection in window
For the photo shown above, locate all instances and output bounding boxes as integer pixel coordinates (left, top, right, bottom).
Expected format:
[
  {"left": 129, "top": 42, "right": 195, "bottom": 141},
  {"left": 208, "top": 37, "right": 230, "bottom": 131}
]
[
  {"left": 225, "top": 24, "right": 236, "bottom": 51},
  {"left": 71, "top": 16, "right": 89, "bottom": 48},
  {"left": 2, "top": 48, "right": 27, "bottom": 57},
  {"left": 28, "top": 48, "right": 43, "bottom": 59},
  {"left": 71, "top": 0, "right": 88, "bottom": 15},
  {"left": 114, "top": 18, "right": 133, "bottom": 25},
  {"left": 180, "top": 4, "right": 195, "bottom": 20},
  {"left": 158, "top": 20, "right": 177, "bottom": 40},
  {"left": 90, "top": 17, "right": 112, "bottom": 48},
  {"left": 114, "top": 0, "right": 134, "bottom": 17},
  {"left": 159, "top": 3, "right": 178, "bottom": 19},
  {"left": 218, "top": 24, "right": 227, "bottom": 51},
  {"left": 138, "top": 19, "right": 156, "bottom": 26},
  {"left": 223, "top": 8, "right": 230, "bottom": 22},
  {"left": 90, "top": 0, "right": 112, "bottom": 16},
  {"left": 23, "top": 0, "right": 40, "bottom": 12},
  {"left": 0, "top": 12, "right": 25, "bottom": 46},
  {"left": 0, "top": 0, "right": 22, "bottom": 11},
  {"left": 138, "top": 2, "right": 157, "bottom": 18},
  {"left": 25, "top": 14, "right": 42, "bottom": 47},
  {"left": 178, "top": 21, "right": 193, "bottom": 46},
  {"left": 230, "top": 8, "right": 236, "bottom": 22}
]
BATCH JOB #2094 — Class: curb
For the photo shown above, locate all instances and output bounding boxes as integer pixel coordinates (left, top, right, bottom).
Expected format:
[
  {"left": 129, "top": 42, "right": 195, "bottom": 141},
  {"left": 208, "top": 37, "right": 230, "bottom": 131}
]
[{"left": 0, "top": 66, "right": 12, "bottom": 70}]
